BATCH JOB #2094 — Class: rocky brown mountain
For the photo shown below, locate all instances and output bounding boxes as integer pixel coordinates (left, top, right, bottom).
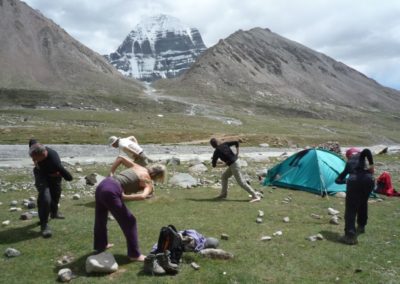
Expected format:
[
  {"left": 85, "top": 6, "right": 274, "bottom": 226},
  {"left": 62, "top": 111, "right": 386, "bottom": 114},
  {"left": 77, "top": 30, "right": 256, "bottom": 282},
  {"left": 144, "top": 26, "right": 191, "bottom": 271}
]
[
  {"left": 0, "top": 0, "right": 144, "bottom": 109},
  {"left": 155, "top": 28, "right": 400, "bottom": 118}
]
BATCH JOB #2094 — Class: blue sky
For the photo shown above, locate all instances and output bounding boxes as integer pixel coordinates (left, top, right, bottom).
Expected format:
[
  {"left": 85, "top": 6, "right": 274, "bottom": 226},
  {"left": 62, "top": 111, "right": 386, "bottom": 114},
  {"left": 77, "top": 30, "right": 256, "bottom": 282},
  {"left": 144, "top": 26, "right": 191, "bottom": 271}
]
[{"left": 24, "top": 0, "right": 400, "bottom": 90}]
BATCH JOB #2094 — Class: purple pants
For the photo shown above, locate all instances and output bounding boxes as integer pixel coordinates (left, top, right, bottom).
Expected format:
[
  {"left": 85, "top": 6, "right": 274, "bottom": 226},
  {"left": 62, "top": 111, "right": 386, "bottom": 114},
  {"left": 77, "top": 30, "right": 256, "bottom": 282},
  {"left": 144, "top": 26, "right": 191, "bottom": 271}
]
[{"left": 94, "top": 177, "right": 141, "bottom": 258}]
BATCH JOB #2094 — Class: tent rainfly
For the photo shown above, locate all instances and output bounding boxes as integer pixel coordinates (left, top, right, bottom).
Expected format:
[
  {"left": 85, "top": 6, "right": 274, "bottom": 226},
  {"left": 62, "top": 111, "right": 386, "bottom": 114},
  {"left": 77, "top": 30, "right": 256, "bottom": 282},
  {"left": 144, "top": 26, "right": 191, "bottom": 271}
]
[{"left": 263, "top": 148, "right": 346, "bottom": 195}]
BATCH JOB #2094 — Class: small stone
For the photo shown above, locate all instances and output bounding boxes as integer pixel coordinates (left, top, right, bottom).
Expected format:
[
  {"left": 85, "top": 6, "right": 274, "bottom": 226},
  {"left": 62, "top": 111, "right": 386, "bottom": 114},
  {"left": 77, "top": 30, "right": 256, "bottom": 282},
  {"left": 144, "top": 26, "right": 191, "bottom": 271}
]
[
  {"left": 307, "top": 235, "right": 317, "bottom": 242},
  {"left": 221, "top": 233, "right": 229, "bottom": 240},
  {"left": 20, "top": 212, "right": 33, "bottom": 220},
  {"left": 58, "top": 268, "right": 73, "bottom": 282},
  {"left": 256, "top": 217, "right": 263, "bottom": 223},
  {"left": 5, "top": 248, "right": 21, "bottom": 257},
  {"left": 27, "top": 202, "right": 36, "bottom": 209},
  {"left": 2, "top": 220, "right": 11, "bottom": 226},
  {"left": 191, "top": 262, "right": 200, "bottom": 270},
  {"left": 29, "top": 196, "right": 36, "bottom": 201},
  {"left": 108, "top": 215, "right": 115, "bottom": 221},
  {"left": 328, "top": 207, "right": 339, "bottom": 215},
  {"left": 260, "top": 236, "right": 272, "bottom": 241},
  {"left": 76, "top": 167, "right": 83, "bottom": 173},
  {"left": 316, "top": 233, "right": 324, "bottom": 240},
  {"left": 10, "top": 200, "right": 18, "bottom": 206},
  {"left": 258, "top": 210, "right": 264, "bottom": 217},
  {"left": 200, "top": 248, "right": 234, "bottom": 259},
  {"left": 283, "top": 217, "right": 290, "bottom": 223},
  {"left": 311, "top": 213, "right": 322, "bottom": 219},
  {"left": 330, "top": 216, "right": 339, "bottom": 225},
  {"left": 273, "top": 230, "right": 283, "bottom": 236},
  {"left": 72, "top": 194, "right": 80, "bottom": 200}
]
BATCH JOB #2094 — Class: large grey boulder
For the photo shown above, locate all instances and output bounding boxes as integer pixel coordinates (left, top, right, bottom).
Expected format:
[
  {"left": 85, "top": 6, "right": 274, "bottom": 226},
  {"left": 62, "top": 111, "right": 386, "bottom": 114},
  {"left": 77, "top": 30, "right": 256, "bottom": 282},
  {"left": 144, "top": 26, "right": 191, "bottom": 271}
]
[
  {"left": 85, "top": 252, "right": 118, "bottom": 274},
  {"left": 169, "top": 173, "right": 198, "bottom": 188}
]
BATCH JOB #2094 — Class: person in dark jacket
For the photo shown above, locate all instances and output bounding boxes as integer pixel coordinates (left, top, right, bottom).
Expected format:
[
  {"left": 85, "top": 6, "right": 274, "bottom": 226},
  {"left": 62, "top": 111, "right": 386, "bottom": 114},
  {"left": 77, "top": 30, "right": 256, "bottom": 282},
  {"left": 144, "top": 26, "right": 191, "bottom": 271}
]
[
  {"left": 210, "top": 138, "right": 261, "bottom": 203},
  {"left": 29, "top": 139, "right": 73, "bottom": 238},
  {"left": 335, "top": 147, "right": 375, "bottom": 245}
]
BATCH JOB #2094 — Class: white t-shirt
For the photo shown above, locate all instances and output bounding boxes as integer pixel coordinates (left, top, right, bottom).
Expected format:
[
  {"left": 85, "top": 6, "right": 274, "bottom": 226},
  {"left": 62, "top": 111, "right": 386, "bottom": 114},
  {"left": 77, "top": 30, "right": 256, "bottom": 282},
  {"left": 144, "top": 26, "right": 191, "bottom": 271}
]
[{"left": 118, "top": 138, "right": 143, "bottom": 158}]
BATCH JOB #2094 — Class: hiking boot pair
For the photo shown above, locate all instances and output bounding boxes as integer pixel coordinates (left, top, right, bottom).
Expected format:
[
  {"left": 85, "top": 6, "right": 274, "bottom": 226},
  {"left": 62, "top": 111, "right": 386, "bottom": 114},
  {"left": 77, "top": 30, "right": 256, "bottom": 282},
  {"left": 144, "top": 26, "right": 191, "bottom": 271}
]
[
  {"left": 339, "top": 234, "right": 358, "bottom": 245},
  {"left": 40, "top": 224, "right": 52, "bottom": 238},
  {"left": 143, "top": 254, "right": 166, "bottom": 276},
  {"left": 156, "top": 250, "right": 179, "bottom": 274}
]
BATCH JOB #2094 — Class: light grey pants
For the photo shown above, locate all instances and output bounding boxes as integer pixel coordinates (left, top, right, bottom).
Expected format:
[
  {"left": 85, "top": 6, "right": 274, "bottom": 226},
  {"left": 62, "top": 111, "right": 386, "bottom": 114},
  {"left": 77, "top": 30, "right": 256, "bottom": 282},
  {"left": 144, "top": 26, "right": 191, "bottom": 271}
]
[
  {"left": 135, "top": 152, "right": 149, "bottom": 167},
  {"left": 221, "top": 160, "right": 257, "bottom": 198}
]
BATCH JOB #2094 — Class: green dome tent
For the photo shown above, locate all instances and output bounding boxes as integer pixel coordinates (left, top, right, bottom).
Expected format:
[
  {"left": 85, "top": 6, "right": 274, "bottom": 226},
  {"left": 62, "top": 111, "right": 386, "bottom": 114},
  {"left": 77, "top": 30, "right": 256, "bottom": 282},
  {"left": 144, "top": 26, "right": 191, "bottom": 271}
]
[{"left": 263, "top": 148, "right": 346, "bottom": 195}]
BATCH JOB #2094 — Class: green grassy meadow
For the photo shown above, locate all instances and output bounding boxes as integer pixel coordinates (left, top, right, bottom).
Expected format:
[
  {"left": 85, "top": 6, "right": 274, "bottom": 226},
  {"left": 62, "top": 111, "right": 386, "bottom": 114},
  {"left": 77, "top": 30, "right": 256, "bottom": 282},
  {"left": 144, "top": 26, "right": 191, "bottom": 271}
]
[
  {"left": 1, "top": 108, "right": 400, "bottom": 146},
  {"left": 1, "top": 154, "right": 399, "bottom": 283}
]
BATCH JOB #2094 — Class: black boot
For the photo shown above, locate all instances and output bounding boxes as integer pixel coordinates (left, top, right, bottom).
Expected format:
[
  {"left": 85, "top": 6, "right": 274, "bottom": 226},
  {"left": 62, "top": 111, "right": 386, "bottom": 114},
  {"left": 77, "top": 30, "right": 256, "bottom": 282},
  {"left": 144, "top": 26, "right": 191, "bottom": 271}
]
[
  {"left": 339, "top": 234, "right": 358, "bottom": 245},
  {"left": 41, "top": 224, "right": 52, "bottom": 238}
]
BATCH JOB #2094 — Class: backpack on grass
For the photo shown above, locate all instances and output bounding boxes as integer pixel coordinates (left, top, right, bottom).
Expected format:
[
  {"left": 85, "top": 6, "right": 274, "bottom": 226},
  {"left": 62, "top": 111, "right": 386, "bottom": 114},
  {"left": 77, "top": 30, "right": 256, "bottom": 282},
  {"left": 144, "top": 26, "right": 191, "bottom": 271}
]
[{"left": 155, "top": 225, "right": 183, "bottom": 264}]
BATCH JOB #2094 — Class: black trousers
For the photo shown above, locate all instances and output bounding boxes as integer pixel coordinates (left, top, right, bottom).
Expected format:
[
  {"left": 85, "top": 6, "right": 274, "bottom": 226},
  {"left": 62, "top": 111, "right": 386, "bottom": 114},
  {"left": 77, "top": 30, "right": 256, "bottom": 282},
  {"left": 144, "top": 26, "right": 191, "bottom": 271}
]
[
  {"left": 34, "top": 168, "right": 62, "bottom": 227},
  {"left": 344, "top": 173, "right": 374, "bottom": 236}
]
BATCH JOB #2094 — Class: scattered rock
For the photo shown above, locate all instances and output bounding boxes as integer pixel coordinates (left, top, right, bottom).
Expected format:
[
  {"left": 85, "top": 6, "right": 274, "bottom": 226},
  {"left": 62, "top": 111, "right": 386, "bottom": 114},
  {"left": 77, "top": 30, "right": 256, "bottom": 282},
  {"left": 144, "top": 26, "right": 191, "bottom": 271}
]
[
  {"left": 191, "top": 262, "right": 200, "bottom": 270},
  {"left": 200, "top": 249, "right": 234, "bottom": 259},
  {"left": 85, "top": 252, "right": 118, "bottom": 274},
  {"left": 307, "top": 234, "right": 324, "bottom": 241},
  {"left": 76, "top": 167, "right": 83, "bottom": 173},
  {"left": 328, "top": 208, "right": 339, "bottom": 215},
  {"left": 273, "top": 231, "right": 283, "bottom": 236},
  {"left": 330, "top": 216, "right": 340, "bottom": 225},
  {"left": 256, "top": 217, "right": 263, "bottom": 224},
  {"left": 72, "top": 194, "right": 81, "bottom": 200},
  {"left": 2, "top": 220, "right": 10, "bottom": 226},
  {"left": 85, "top": 173, "right": 105, "bottom": 186},
  {"left": 188, "top": 163, "right": 208, "bottom": 174},
  {"left": 335, "top": 192, "right": 346, "bottom": 198},
  {"left": 166, "top": 157, "right": 180, "bottom": 166},
  {"left": 10, "top": 200, "right": 18, "bottom": 206},
  {"left": 221, "top": 234, "right": 229, "bottom": 240},
  {"left": 260, "top": 236, "right": 272, "bottom": 241},
  {"left": 310, "top": 213, "right": 322, "bottom": 219},
  {"left": 20, "top": 212, "right": 33, "bottom": 220},
  {"left": 169, "top": 173, "right": 197, "bottom": 188},
  {"left": 5, "top": 248, "right": 21, "bottom": 257},
  {"left": 57, "top": 255, "right": 74, "bottom": 266},
  {"left": 258, "top": 210, "right": 264, "bottom": 217},
  {"left": 58, "top": 268, "right": 73, "bottom": 282},
  {"left": 9, "top": 207, "right": 22, "bottom": 212},
  {"left": 283, "top": 217, "right": 290, "bottom": 223}
]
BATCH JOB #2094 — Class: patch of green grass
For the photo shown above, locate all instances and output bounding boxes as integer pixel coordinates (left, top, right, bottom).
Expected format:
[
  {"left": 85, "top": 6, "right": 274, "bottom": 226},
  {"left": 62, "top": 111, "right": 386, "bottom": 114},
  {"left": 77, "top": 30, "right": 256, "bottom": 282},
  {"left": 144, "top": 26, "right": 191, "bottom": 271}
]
[
  {"left": 0, "top": 155, "right": 399, "bottom": 283},
  {"left": 1, "top": 108, "right": 400, "bottom": 146}
]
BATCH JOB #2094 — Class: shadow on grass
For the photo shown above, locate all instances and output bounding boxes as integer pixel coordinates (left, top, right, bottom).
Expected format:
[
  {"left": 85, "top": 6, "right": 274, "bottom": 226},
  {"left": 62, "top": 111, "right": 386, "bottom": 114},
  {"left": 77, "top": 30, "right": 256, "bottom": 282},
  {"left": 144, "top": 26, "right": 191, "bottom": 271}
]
[
  {"left": 320, "top": 230, "right": 342, "bottom": 243},
  {"left": 0, "top": 223, "right": 40, "bottom": 244},
  {"left": 185, "top": 197, "right": 248, "bottom": 203},
  {"left": 74, "top": 201, "right": 96, "bottom": 208}
]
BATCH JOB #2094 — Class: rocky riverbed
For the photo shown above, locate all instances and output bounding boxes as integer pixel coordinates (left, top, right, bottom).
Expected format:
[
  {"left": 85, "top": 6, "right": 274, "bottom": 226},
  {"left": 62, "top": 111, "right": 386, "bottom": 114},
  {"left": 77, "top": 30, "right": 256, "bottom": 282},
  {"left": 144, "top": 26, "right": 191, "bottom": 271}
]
[{"left": 0, "top": 144, "right": 300, "bottom": 168}]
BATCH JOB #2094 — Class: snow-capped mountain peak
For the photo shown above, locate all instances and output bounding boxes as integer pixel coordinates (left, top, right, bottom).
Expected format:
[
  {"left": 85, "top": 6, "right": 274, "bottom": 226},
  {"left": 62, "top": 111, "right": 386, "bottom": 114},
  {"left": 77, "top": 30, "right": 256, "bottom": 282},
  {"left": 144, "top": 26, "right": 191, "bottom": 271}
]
[{"left": 105, "top": 14, "right": 207, "bottom": 81}]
